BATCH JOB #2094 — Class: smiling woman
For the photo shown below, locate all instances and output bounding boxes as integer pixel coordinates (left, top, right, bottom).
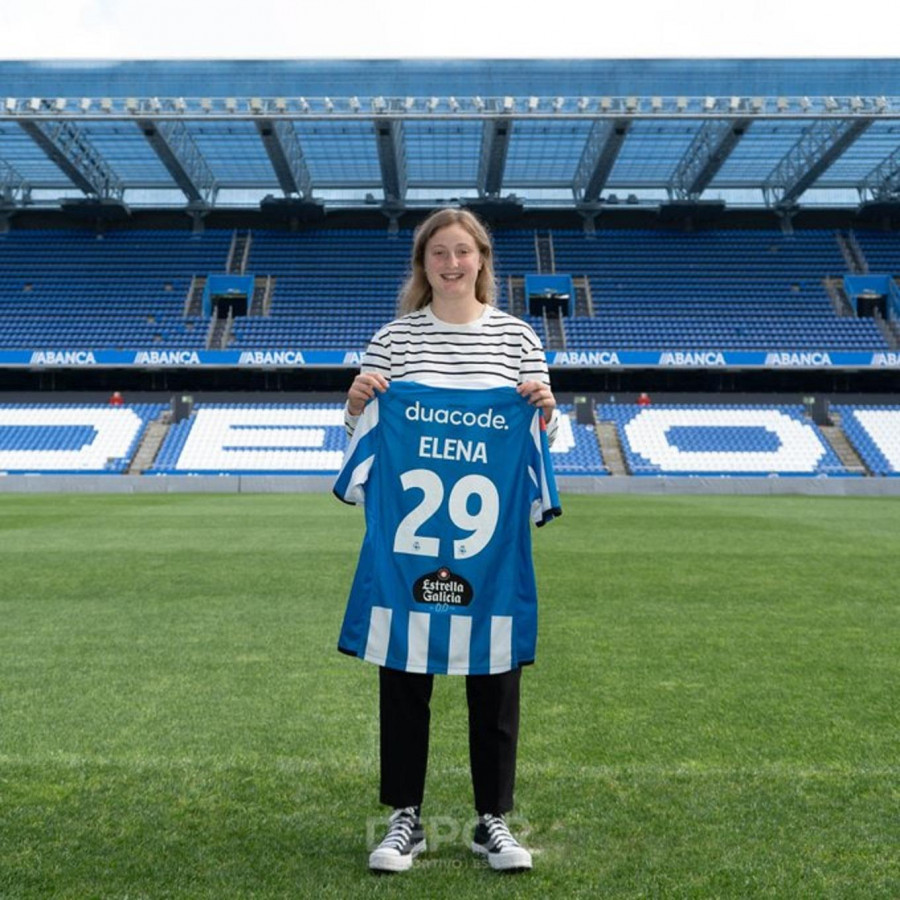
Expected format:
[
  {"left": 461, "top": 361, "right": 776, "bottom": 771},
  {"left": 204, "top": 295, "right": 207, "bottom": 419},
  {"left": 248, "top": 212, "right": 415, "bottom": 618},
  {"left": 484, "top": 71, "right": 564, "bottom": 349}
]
[
  {"left": 423, "top": 224, "right": 483, "bottom": 319},
  {"left": 399, "top": 208, "right": 497, "bottom": 317},
  {"left": 345, "top": 208, "right": 556, "bottom": 424}
]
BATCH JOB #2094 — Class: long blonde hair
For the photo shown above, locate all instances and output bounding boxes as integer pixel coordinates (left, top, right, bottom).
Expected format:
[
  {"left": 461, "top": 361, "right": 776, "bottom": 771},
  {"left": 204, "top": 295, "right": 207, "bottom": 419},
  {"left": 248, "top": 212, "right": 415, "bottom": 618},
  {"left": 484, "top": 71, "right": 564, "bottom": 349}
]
[{"left": 398, "top": 208, "right": 497, "bottom": 314}]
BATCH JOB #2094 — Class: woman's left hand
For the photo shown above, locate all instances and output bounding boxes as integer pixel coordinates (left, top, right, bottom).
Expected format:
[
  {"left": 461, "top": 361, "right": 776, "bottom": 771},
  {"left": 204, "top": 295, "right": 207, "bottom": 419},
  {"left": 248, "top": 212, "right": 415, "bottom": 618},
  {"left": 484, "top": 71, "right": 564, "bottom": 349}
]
[{"left": 517, "top": 381, "right": 557, "bottom": 422}]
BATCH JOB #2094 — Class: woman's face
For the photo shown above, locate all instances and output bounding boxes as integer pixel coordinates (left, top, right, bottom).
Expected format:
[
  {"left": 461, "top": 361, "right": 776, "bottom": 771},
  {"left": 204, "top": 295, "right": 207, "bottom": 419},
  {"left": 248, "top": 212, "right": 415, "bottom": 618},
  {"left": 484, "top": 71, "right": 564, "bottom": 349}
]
[{"left": 423, "top": 223, "right": 482, "bottom": 303}]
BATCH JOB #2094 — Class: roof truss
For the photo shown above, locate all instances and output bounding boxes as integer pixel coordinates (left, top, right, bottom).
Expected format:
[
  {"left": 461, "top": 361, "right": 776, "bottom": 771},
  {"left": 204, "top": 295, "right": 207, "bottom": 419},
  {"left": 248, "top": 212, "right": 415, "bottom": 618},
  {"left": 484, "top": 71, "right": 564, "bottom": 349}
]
[
  {"left": 375, "top": 118, "right": 406, "bottom": 205},
  {"left": 137, "top": 118, "right": 217, "bottom": 205},
  {"left": 255, "top": 119, "right": 313, "bottom": 198},
  {"left": 573, "top": 119, "right": 630, "bottom": 203},
  {"left": 1, "top": 95, "right": 898, "bottom": 211},
  {"left": 858, "top": 145, "right": 900, "bottom": 202},
  {"left": 0, "top": 159, "right": 31, "bottom": 204},
  {"left": 374, "top": 118, "right": 407, "bottom": 204},
  {"left": 478, "top": 116, "right": 513, "bottom": 197},
  {"left": 17, "top": 119, "right": 123, "bottom": 199},
  {"left": 763, "top": 118, "right": 871, "bottom": 207},
  {"left": 668, "top": 118, "right": 752, "bottom": 200}
]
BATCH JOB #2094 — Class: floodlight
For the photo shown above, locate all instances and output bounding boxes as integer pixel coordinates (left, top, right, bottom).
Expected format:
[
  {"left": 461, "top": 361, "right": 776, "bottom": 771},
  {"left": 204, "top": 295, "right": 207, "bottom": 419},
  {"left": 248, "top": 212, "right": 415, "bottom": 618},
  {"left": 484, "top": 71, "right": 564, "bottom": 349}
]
[
  {"left": 850, "top": 96, "right": 863, "bottom": 111},
  {"left": 625, "top": 96, "right": 639, "bottom": 112},
  {"left": 200, "top": 98, "right": 213, "bottom": 113},
  {"left": 298, "top": 97, "right": 310, "bottom": 113},
  {"left": 729, "top": 96, "right": 741, "bottom": 111},
  {"left": 875, "top": 96, "right": 888, "bottom": 112},
  {"left": 4, "top": 98, "right": 16, "bottom": 113},
  {"left": 800, "top": 96, "right": 811, "bottom": 111},
  {"left": 676, "top": 96, "right": 688, "bottom": 112},
  {"left": 777, "top": 96, "right": 789, "bottom": 112},
  {"left": 100, "top": 98, "right": 113, "bottom": 112},
  {"left": 703, "top": 96, "right": 716, "bottom": 111},
  {"left": 600, "top": 97, "right": 612, "bottom": 112},
  {"left": 348, "top": 96, "right": 361, "bottom": 112},
  {"left": 404, "top": 97, "right": 415, "bottom": 111},
  {"left": 552, "top": 96, "right": 564, "bottom": 112},
  {"left": 149, "top": 97, "right": 162, "bottom": 112},
  {"left": 323, "top": 97, "right": 334, "bottom": 112},
  {"left": 125, "top": 98, "right": 139, "bottom": 113},
  {"left": 448, "top": 96, "right": 459, "bottom": 112},
  {"left": 80, "top": 97, "right": 92, "bottom": 112},
  {"left": 54, "top": 98, "right": 66, "bottom": 112},
  {"left": 528, "top": 96, "right": 539, "bottom": 112},
  {"left": 274, "top": 97, "right": 287, "bottom": 113},
  {"left": 651, "top": 96, "right": 663, "bottom": 112},
  {"left": 174, "top": 97, "right": 187, "bottom": 113},
  {"left": 249, "top": 97, "right": 264, "bottom": 113},
  {"left": 503, "top": 96, "right": 515, "bottom": 112},
  {"left": 427, "top": 97, "right": 438, "bottom": 112},
  {"left": 577, "top": 97, "right": 589, "bottom": 112},
  {"left": 824, "top": 96, "right": 838, "bottom": 111},
  {"left": 372, "top": 96, "right": 386, "bottom": 113},
  {"left": 473, "top": 96, "right": 485, "bottom": 111},
  {"left": 751, "top": 97, "right": 764, "bottom": 113},
  {"left": 28, "top": 97, "right": 41, "bottom": 112}
]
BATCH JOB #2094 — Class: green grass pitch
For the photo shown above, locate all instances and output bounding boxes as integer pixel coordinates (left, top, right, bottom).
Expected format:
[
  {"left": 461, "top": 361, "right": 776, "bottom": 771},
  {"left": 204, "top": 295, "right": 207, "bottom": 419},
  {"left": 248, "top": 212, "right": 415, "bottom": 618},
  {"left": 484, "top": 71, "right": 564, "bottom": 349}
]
[{"left": 1, "top": 493, "right": 898, "bottom": 899}]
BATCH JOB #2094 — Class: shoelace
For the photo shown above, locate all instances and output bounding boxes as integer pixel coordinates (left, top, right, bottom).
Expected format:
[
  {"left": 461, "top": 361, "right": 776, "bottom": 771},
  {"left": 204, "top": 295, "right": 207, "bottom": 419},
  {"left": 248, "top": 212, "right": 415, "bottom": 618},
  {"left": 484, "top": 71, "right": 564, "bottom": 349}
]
[
  {"left": 482, "top": 814, "right": 519, "bottom": 850},
  {"left": 381, "top": 807, "right": 419, "bottom": 850}
]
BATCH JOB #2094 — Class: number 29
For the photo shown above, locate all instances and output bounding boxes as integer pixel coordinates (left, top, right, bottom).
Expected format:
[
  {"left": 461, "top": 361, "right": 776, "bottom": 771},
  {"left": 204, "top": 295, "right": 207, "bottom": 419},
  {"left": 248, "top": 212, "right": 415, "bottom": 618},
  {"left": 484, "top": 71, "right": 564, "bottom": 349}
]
[{"left": 393, "top": 469, "right": 499, "bottom": 560}]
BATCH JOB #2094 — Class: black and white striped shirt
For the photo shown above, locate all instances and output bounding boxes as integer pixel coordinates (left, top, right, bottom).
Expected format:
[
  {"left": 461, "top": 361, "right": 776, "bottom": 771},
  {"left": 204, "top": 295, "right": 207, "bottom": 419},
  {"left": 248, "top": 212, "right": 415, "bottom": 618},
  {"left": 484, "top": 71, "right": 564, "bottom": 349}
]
[{"left": 346, "top": 304, "right": 558, "bottom": 442}]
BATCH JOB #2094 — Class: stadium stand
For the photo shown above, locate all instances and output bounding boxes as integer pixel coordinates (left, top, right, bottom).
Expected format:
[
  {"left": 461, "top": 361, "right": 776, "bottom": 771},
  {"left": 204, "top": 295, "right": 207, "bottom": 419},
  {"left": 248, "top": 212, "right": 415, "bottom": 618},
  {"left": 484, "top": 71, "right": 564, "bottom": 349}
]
[
  {"left": 150, "top": 403, "right": 348, "bottom": 474},
  {"left": 832, "top": 406, "right": 900, "bottom": 476},
  {"left": 537, "top": 405, "right": 605, "bottom": 476},
  {"left": 0, "top": 401, "right": 582, "bottom": 476},
  {"left": 0, "top": 230, "right": 230, "bottom": 349},
  {"left": 1, "top": 61, "right": 899, "bottom": 483},
  {"left": 0, "top": 226, "right": 889, "bottom": 355},
  {"left": 853, "top": 231, "right": 900, "bottom": 275},
  {"left": 0, "top": 403, "right": 165, "bottom": 473},
  {"left": 599, "top": 404, "right": 852, "bottom": 476},
  {"left": 552, "top": 229, "right": 885, "bottom": 351}
]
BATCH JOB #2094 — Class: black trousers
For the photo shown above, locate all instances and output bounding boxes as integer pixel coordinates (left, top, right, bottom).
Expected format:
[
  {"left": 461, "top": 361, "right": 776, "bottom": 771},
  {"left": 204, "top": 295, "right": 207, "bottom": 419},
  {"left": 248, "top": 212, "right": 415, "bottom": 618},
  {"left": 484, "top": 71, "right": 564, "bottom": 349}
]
[{"left": 379, "top": 665, "right": 522, "bottom": 816}]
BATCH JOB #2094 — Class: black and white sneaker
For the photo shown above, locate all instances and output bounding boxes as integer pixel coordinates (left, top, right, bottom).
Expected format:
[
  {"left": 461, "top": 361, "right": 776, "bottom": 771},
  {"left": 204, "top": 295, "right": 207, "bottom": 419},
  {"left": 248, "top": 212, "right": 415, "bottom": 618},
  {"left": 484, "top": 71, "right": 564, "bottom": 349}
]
[
  {"left": 471, "top": 814, "right": 533, "bottom": 871},
  {"left": 368, "top": 806, "right": 426, "bottom": 873}
]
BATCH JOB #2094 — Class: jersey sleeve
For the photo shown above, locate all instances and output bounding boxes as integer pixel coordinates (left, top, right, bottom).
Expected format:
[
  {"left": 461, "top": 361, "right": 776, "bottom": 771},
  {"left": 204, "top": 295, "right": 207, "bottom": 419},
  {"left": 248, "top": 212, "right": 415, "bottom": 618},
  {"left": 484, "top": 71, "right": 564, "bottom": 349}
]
[
  {"left": 528, "top": 408, "right": 563, "bottom": 527},
  {"left": 333, "top": 396, "right": 380, "bottom": 505}
]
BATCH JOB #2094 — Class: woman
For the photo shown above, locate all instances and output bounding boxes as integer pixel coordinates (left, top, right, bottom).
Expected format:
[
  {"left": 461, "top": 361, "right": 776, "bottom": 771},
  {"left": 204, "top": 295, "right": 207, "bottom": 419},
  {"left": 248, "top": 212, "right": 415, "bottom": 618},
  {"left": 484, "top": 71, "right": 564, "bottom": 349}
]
[{"left": 344, "top": 208, "right": 557, "bottom": 873}]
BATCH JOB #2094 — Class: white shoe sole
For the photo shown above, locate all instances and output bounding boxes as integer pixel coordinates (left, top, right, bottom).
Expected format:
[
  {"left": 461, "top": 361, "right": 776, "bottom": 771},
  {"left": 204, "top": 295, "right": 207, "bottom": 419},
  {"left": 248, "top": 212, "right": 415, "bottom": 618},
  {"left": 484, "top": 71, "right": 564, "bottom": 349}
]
[
  {"left": 369, "top": 839, "right": 426, "bottom": 873},
  {"left": 471, "top": 841, "right": 533, "bottom": 871}
]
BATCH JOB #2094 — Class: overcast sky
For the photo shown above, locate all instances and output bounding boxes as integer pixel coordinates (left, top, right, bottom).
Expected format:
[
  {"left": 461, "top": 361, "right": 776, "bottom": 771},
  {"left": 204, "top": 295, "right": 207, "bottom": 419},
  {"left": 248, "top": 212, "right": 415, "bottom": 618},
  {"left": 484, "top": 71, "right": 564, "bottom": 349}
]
[{"left": 1, "top": 0, "right": 898, "bottom": 60}]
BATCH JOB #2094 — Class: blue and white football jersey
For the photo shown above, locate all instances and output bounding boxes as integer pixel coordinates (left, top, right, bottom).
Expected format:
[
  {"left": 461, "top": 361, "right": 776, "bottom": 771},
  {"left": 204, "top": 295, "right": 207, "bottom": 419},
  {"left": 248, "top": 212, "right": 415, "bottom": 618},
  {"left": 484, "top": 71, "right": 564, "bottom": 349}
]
[{"left": 334, "top": 382, "right": 561, "bottom": 676}]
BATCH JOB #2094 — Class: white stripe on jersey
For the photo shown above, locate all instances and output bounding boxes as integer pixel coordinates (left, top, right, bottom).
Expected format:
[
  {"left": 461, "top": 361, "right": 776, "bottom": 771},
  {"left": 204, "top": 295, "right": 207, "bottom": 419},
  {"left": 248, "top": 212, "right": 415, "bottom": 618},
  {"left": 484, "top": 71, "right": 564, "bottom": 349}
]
[
  {"left": 365, "top": 606, "right": 392, "bottom": 667},
  {"left": 489, "top": 616, "right": 513, "bottom": 674},
  {"left": 407, "top": 612, "right": 430, "bottom": 674},
  {"left": 447, "top": 615, "right": 473, "bottom": 675}
]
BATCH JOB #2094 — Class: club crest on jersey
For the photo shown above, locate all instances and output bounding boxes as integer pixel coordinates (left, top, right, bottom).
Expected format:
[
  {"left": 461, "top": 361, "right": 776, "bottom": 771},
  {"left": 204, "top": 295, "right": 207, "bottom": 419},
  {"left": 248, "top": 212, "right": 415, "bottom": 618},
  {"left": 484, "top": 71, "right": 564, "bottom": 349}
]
[{"left": 413, "top": 566, "right": 474, "bottom": 608}]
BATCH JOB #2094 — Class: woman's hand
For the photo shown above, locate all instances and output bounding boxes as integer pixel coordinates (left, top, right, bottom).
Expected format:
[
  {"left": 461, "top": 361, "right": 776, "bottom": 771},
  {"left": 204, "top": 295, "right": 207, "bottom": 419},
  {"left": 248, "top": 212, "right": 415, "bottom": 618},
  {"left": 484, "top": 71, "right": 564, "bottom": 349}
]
[
  {"left": 517, "top": 381, "right": 557, "bottom": 422},
  {"left": 347, "top": 372, "right": 390, "bottom": 416}
]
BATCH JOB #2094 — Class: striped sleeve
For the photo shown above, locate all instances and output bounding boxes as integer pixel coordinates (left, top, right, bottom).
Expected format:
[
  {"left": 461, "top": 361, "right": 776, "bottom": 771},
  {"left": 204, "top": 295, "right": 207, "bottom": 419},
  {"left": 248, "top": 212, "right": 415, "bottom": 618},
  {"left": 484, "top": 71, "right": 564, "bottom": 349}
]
[
  {"left": 517, "top": 320, "right": 559, "bottom": 447},
  {"left": 359, "top": 324, "right": 393, "bottom": 377},
  {"left": 345, "top": 325, "right": 393, "bottom": 438}
]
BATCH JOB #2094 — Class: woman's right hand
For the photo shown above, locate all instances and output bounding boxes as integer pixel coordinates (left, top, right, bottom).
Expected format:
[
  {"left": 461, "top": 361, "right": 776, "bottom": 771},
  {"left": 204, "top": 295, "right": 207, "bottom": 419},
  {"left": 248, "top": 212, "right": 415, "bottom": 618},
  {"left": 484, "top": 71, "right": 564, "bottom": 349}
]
[{"left": 346, "top": 372, "right": 390, "bottom": 416}]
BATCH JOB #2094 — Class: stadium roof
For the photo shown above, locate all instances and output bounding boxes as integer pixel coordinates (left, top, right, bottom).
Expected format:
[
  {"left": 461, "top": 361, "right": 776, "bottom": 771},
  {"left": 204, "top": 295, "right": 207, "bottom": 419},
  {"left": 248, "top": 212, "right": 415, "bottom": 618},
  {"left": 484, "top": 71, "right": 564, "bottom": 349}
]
[{"left": 3, "top": 59, "right": 900, "bottom": 216}]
